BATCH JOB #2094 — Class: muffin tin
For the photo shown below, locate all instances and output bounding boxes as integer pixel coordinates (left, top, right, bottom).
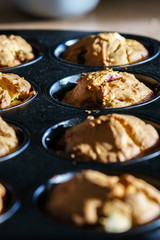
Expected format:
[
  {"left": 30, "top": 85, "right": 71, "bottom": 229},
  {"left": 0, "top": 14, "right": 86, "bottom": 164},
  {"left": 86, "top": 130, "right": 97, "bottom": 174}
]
[{"left": 0, "top": 30, "right": 160, "bottom": 240}]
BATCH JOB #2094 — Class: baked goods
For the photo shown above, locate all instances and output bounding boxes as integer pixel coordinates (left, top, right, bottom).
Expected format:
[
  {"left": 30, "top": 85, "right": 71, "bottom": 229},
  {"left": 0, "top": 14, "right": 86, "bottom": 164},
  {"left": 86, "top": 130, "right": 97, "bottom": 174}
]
[
  {"left": 0, "top": 35, "right": 34, "bottom": 68},
  {"left": 0, "top": 117, "right": 18, "bottom": 157},
  {"left": 58, "top": 114, "right": 159, "bottom": 163},
  {"left": 0, "top": 183, "right": 6, "bottom": 214},
  {"left": 46, "top": 170, "right": 160, "bottom": 232},
  {"left": 0, "top": 72, "right": 35, "bottom": 109},
  {"left": 62, "top": 32, "right": 148, "bottom": 66},
  {"left": 62, "top": 69, "right": 153, "bottom": 108}
]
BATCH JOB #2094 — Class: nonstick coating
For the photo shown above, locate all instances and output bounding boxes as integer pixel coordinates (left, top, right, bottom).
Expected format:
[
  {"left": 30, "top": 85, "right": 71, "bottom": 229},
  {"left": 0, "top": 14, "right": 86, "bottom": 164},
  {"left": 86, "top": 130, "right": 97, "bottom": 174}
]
[{"left": 0, "top": 30, "right": 160, "bottom": 240}]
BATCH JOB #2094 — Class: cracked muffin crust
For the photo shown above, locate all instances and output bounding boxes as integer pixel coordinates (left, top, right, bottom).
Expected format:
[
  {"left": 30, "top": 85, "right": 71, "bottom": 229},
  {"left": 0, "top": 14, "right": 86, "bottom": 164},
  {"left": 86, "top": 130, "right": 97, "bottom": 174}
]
[
  {"left": 0, "top": 183, "right": 6, "bottom": 214},
  {"left": 62, "top": 32, "right": 148, "bottom": 66},
  {"left": 46, "top": 170, "right": 160, "bottom": 233},
  {"left": 0, "top": 117, "right": 18, "bottom": 157},
  {"left": 0, "top": 35, "right": 34, "bottom": 68},
  {"left": 57, "top": 114, "right": 159, "bottom": 163},
  {"left": 0, "top": 72, "right": 35, "bottom": 109},
  {"left": 62, "top": 69, "right": 154, "bottom": 108}
]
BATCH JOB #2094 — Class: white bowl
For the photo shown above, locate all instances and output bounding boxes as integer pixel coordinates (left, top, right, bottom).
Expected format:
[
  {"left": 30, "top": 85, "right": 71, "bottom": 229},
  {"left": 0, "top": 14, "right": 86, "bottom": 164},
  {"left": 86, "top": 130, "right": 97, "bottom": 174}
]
[{"left": 15, "top": 0, "right": 100, "bottom": 18}]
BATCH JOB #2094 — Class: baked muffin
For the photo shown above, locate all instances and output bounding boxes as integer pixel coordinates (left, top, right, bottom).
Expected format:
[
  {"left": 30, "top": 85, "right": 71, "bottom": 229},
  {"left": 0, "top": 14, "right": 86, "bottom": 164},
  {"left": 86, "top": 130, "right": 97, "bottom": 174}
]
[
  {"left": 46, "top": 170, "right": 160, "bottom": 233},
  {"left": 62, "top": 32, "right": 148, "bottom": 66},
  {"left": 0, "top": 117, "right": 18, "bottom": 157},
  {"left": 0, "top": 35, "right": 34, "bottom": 68},
  {"left": 58, "top": 114, "right": 159, "bottom": 163},
  {"left": 0, "top": 72, "right": 35, "bottom": 109},
  {"left": 0, "top": 183, "right": 6, "bottom": 214},
  {"left": 62, "top": 69, "right": 154, "bottom": 108}
]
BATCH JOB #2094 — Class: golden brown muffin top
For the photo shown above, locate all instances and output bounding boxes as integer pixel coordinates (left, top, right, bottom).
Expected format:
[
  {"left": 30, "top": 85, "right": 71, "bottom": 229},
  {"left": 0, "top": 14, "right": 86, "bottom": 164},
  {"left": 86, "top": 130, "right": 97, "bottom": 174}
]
[
  {"left": 62, "top": 69, "right": 153, "bottom": 108},
  {"left": 0, "top": 183, "right": 6, "bottom": 214},
  {"left": 63, "top": 32, "right": 148, "bottom": 66},
  {"left": 0, "top": 35, "right": 34, "bottom": 67},
  {"left": 58, "top": 114, "right": 159, "bottom": 163},
  {"left": 0, "top": 72, "right": 35, "bottom": 109},
  {"left": 46, "top": 170, "right": 160, "bottom": 232},
  {"left": 0, "top": 116, "right": 18, "bottom": 157}
]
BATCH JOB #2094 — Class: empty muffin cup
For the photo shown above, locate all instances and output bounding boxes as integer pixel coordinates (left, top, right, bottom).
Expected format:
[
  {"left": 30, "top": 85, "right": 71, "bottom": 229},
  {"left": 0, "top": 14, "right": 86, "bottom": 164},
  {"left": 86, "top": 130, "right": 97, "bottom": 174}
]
[
  {"left": 33, "top": 169, "right": 160, "bottom": 236},
  {"left": 53, "top": 33, "right": 160, "bottom": 68},
  {"left": 0, "top": 181, "right": 20, "bottom": 224},
  {"left": 46, "top": 71, "right": 160, "bottom": 111},
  {"left": 0, "top": 119, "right": 30, "bottom": 162},
  {"left": 42, "top": 114, "right": 160, "bottom": 165}
]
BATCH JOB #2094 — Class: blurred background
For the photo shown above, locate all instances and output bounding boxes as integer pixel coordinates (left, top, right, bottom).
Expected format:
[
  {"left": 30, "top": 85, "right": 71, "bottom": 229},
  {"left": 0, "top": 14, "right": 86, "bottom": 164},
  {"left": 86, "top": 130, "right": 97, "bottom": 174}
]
[{"left": 0, "top": 0, "right": 160, "bottom": 40}]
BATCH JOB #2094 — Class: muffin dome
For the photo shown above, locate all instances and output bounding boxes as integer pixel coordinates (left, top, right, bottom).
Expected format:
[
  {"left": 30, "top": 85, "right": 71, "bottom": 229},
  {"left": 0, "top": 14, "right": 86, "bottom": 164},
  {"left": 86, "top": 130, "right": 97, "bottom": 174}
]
[
  {"left": 62, "top": 69, "right": 153, "bottom": 108},
  {"left": 58, "top": 114, "right": 159, "bottom": 163},
  {"left": 63, "top": 32, "right": 148, "bottom": 66}
]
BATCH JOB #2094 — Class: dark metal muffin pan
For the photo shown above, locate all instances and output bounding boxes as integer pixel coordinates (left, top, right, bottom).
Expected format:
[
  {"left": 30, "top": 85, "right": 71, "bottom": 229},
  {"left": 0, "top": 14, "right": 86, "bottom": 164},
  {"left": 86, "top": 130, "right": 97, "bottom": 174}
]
[{"left": 0, "top": 30, "right": 160, "bottom": 240}]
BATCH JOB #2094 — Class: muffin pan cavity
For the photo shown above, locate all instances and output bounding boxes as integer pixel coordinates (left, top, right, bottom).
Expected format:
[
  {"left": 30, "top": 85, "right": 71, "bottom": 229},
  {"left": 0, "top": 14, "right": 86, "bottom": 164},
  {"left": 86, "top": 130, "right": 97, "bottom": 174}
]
[
  {"left": 0, "top": 42, "right": 43, "bottom": 71},
  {"left": 46, "top": 72, "right": 160, "bottom": 111},
  {"left": 0, "top": 182, "right": 20, "bottom": 224},
  {"left": 0, "top": 120, "right": 30, "bottom": 162},
  {"left": 53, "top": 34, "right": 160, "bottom": 68},
  {"left": 42, "top": 115, "right": 160, "bottom": 166},
  {"left": 0, "top": 80, "right": 39, "bottom": 112},
  {"left": 33, "top": 170, "right": 160, "bottom": 237}
]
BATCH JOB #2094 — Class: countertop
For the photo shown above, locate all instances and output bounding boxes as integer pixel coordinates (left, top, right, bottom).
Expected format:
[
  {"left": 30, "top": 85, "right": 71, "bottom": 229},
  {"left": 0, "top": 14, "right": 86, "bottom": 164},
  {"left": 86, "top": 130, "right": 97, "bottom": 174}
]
[{"left": 0, "top": 0, "right": 160, "bottom": 40}]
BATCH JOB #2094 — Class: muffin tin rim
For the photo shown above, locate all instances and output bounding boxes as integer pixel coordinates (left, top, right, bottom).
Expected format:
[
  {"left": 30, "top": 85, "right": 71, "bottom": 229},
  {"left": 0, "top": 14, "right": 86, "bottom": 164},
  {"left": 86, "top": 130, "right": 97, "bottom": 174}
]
[
  {"left": 41, "top": 113, "right": 160, "bottom": 166},
  {"left": 32, "top": 169, "right": 160, "bottom": 236},
  {"left": 45, "top": 70, "right": 160, "bottom": 112},
  {"left": 52, "top": 32, "right": 160, "bottom": 69},
  {"left": 0, "top": 118, "right": 31, "bottom": 162}
]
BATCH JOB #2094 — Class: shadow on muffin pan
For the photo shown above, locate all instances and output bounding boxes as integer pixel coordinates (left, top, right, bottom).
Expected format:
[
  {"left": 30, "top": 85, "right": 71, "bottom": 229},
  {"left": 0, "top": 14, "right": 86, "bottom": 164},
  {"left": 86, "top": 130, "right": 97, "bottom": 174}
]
[
  {"left": 0, "top": 81, "right": 39, "bottom": 112},
  {"left": 53, "top": 34, "right": 160, "bottom": 68},
  {"left": 45, "top": 72, "right": 160, "bottom": 111},
  {"left": 0, "top": 181, "right": 20, "bottom": 224},
  {"left": 32, "top": 169, "right": 160, "bottom": 237},
  {"left": 0, "top": 42, "right": 43, "bottom": 72},
  {"left": 0, "top": 120, "right": 30, "bottom": 162},
  {"left": 41, "top": 115, "right": 160, "bottom": 166}
]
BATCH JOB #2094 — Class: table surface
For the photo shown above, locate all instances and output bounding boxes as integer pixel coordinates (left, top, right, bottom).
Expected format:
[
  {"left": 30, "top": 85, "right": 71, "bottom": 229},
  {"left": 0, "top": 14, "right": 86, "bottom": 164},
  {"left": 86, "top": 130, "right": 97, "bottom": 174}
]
[{"left": 0, "top": 0, "right": 160, "bottom": 40}]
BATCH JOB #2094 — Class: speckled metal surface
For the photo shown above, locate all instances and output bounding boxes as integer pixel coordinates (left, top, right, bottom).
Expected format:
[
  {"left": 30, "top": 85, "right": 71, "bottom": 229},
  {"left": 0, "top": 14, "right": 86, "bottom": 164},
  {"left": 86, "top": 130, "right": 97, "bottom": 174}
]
[{"left": 0, "top": 30, "right": 160, "bottom": 240}]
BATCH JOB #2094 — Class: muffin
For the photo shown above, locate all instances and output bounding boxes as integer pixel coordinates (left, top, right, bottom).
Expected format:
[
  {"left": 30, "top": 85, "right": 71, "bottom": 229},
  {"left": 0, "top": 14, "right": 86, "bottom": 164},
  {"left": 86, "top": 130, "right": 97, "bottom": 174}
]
[
  {"left": 57, "top": 114, "right": 159, "bottom": 163},
  {"left": 0, "top": 35, "right": 34, "bottom": 68},
  {"left": 0, "top": 183, "right": 6, "bottom": 214},
  {"left": 0, "top": 72, "right": 35, "bottom": 109},
  {"left": 62, "top": 32, "right": 148, "bottom": 66},
  {"left": 0, "top": 117, "right": 18, "bottom": 157},
  {"left": 62, "top": 69, "right": 154, "bottom": 108},
  {"left": 46, "top": 170, "right": 160, "bottom": 233}
]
